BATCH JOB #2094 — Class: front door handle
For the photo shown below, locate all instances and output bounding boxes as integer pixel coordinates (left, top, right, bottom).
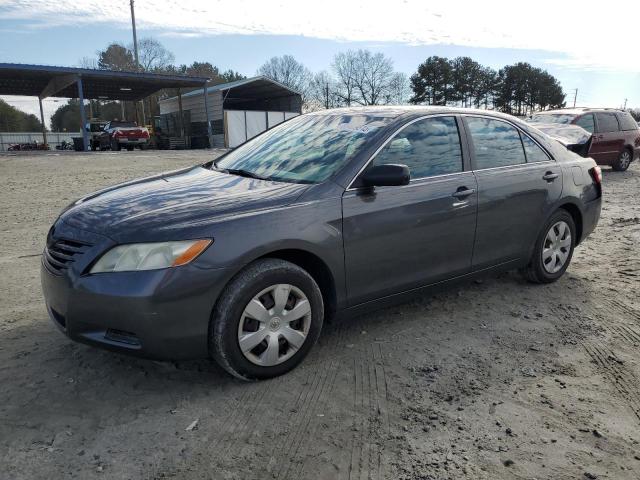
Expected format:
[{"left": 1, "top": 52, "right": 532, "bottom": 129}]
[
  {"left": 452, "top": 187, "right": 476, "bottom": 199},
  {"left": 543, "top": 172, "right": 559, "bottom": 182}
]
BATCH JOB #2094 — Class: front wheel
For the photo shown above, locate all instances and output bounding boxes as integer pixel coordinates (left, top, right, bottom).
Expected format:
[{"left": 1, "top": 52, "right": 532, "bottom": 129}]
[
  {"left": 210, "top": 259, "right": 324, "bottom": 380},
  {"left": 521, "top": 210, "right": 576, "bottom": 284},
  {"left": 612, "top": 149, "right": 632, "bottom": 171}
]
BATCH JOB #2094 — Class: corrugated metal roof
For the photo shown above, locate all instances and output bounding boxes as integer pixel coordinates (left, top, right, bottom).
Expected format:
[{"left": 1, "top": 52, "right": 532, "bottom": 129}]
[
  {"left": 0, "top": 63, "right": 209, "bottom": 100},
  {"left": 161, "top": 76, "right": 302, "bottom": 102}
]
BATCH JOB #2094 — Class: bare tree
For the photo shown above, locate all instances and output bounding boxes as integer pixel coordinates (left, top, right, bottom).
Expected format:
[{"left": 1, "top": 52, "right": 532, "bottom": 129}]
[
  {"left": 131, "top": 37, "right": 175, "bottom": 72},
  {"left": 257, "top": 55, "right": 311, "bottom": 100},
  {"left": 351, "top": 50, "right": 395, "bottom": 106},
  {"left": 331, "top": 51, "right": 359, "bottom": 106},
  {"left": 78, "top": 56, "right": 98, "bottom": 69},
  {"left": 385, "top": 72, "right": 410, "bottom": 105},
  {"left": 306, "top": 71, "right": 341, "bottom": 111}
]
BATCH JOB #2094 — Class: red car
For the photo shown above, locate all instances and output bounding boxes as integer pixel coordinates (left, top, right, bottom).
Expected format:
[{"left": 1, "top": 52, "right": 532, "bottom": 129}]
[
  {"left": 97, "top": 121, "right": 150, "bottom": 151},
  {"left": 530, "top": 108, "right": 640, "bottom": 171}
]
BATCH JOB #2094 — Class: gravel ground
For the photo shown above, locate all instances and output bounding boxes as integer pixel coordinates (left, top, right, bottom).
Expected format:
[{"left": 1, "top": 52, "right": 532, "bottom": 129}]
[{"left": 0, "top": 150, "right": 639, "bottom": 480}]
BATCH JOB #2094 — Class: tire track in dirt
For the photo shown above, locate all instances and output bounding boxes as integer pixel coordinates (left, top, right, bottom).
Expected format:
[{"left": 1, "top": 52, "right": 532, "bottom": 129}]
[
  {"left": 582, "top": 342, "right": 640, "bottom": 421},
  {"left": 265, "top": 322, "right": 345, "bottom": 479},
  {"left": 552, "top": 300, "right": 640, "bottom": 423},
  {"left": 347, "top": 332, "right": 391, "bottom": 480}
]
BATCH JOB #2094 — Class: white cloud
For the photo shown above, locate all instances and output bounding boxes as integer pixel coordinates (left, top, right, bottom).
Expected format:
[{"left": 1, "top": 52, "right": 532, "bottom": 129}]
[{"left": 1, "top": 0, "right": 639, "bottom": 72}]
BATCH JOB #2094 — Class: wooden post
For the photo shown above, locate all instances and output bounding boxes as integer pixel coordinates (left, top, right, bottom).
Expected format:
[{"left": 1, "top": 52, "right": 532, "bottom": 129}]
[
  {"left": 177, "top": 88, "right": 184, "bottom": 140},
  {"left": 203, "top": 82, "right": 213, "bottom": 148}
]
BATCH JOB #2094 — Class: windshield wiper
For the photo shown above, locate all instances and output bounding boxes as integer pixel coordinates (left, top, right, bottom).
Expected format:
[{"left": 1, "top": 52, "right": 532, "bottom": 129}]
[{"left": 222, "top": 168, "right": 269, "bottom": 181}]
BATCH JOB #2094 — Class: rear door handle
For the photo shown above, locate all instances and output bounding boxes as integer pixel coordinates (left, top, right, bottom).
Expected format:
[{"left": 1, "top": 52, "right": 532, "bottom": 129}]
[
  {"left": 542, "top": 172, "right": 559, "bottom": 182},
  {"left": 452, "top": 187, "right": 476, "bottom": 199}
]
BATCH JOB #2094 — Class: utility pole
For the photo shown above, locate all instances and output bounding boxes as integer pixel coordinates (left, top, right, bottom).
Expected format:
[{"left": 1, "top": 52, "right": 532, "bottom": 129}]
[
  {"left": 325, "top": 83, "right": 329, "bottom": 109},
  {"left": 130, "top": 0, "right": 139, "bottom": 68},
  {"left": 623, "top": 98, "right": 628, "bottom": 109},
  {"left": 129, "top": 0, "right": 146, "bottom": 124},
  {"left": 572, "top": 88, "right": 578, "bottom": 108}
]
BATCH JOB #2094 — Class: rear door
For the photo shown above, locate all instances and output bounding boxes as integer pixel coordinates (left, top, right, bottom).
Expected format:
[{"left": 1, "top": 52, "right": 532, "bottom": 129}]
[
  {"left": 464, "top": 115, "right": 563, "bottom": 270},
  {"left": 342, "top": 115, "right": 477, "bottom": 306},
  {"left": 592, "top": 112, "right": 623, "bottom": 163}
]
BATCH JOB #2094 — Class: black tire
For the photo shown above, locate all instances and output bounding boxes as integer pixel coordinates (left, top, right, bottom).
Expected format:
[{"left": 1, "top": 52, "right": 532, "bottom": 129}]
[
  {"left": 521, "top": 209, "right": 576, "bottom": 284},
  {"left": 126, "top": 145, "right": 134, "bottom": 151},
  {"left": 210, "top": 258, "right": 324, "bottom": 381},
  {"left": 612, "top": 149, "right": 632, "bottom": 171},
  {"left": 111, "top": 139, "right": 121, "bottom": 151}
]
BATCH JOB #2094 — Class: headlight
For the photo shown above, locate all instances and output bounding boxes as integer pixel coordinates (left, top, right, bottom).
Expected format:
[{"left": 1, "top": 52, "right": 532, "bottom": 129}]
[{"left": 90, "top": 239, "right": 212, "bottom": 273}]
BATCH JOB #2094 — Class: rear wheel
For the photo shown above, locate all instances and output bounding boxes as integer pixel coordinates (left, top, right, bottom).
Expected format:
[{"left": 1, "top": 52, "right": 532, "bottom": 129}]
[
  {"left": 111, "top": 139, "right": 121, "bottom": 151},
  {"left": 126, "top": 145, "right": 134, "bottom": 151},
  {"left": 521, "top": 210, "right": 575, "bottom": 284},
  {"left": 612, "top": 149, "right": 632, "bottom": 171},
  {"left": 210, "top": 258, "right": 324, "bottom": 380}
]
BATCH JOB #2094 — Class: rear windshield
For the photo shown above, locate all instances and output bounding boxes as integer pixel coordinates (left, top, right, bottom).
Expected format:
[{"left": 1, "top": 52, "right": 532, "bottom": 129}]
[
  {"left": 529, "top": 114, "right": 576, "bottom": 124},
  {"left": 110, "top": 121, "right": 137, "bottom": 128}
]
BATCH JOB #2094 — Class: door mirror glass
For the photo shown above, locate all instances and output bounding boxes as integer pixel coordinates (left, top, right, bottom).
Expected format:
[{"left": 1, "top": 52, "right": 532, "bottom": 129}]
[{"left": 361, "top": 164, "right": 410, "bottom": 187}]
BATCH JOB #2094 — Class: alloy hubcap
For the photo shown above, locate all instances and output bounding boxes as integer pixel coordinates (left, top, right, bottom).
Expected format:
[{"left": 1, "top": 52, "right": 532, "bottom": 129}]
[
  {"left": 542, "top": 221, "right": 571, "bottom": 274},
  {"left": 620, "top": 151, "right": 631, "bottom": 168},
  {"left": 237, "top": 284, "right": 311, "bottom": 366}
]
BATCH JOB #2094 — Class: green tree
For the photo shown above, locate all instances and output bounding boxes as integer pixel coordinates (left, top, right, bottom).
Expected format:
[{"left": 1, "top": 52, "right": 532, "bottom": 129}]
[
  {"left": 97, "top": 43, "right": 136, "bottom": 71},
  {"left": 0, "top": 99, "right": 43, "bottom": 131},
  {"left": 409, "top": 56, "right": 453, "bottom": 105}
]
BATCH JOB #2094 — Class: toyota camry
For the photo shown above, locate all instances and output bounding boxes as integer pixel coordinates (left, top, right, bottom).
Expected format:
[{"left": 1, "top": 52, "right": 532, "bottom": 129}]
[{"left": 41, "top": 107, "right": 602, "bottom": 380}]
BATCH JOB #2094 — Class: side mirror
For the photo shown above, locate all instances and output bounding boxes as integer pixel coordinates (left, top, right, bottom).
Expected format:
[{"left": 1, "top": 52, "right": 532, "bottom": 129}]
[{"left": 361, "top": 164, "right": 410, "bottom": 187}]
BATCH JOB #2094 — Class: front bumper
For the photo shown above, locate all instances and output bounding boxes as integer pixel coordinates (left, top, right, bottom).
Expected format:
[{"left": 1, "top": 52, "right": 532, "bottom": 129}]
[{"left": 40, "top": 222, "right": 234, "bottom": 360}]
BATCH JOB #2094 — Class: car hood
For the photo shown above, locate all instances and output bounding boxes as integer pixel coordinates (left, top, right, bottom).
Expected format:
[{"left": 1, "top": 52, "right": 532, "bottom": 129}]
[{"left": 60, "top": 166, "right": 309, "bottom": 241}]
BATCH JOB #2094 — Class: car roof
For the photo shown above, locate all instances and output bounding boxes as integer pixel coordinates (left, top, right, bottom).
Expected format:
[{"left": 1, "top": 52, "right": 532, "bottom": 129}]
[
  {"left": 533, "top": 108, "right": 625, "bottom": 116},
  {"left": 306, "top": 105, "right": 525, "bottom": 123}
]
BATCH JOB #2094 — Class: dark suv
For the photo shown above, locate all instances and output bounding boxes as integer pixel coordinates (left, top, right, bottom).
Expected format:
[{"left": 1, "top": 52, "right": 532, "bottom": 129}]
[{"left": 530, "top": 108, "right": 640, "bottom": 171}]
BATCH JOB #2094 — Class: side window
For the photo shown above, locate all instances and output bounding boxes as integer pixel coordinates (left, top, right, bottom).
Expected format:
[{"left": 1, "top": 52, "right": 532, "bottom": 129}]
[
  {"left": 466, "top": 117, "right": 526, "bottom": 169},
  {"left": 574, "top": 114, "right": 595, "bottom": 133},
  {"left": 595, "top": 113, "right": 620, "bottom": 133},
  {"left": 617, "top": 112, "right": 638, "bottom": 131},
  {"left": 372, "top": 116, "right": 462, "bottom": 179},
  {"left": 520, "top": 133, "right": 550, "bottom": 163}
]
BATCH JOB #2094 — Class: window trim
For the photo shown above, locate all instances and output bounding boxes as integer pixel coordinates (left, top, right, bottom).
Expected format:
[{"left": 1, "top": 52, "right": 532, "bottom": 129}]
[
  {"left": 345, "top": 113, "right": 467, "bottom": 191},
  {"left": 462, "top": 113, "right": 555, "bottom": 172}
]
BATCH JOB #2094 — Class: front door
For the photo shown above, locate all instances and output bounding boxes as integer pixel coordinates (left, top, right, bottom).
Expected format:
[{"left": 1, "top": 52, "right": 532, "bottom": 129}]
[
  {"left": 342, "top": 116, "right": 478, "bottom": 306},
  {"left": 463, "top": 115, "right": 563, "bottom": 270}
]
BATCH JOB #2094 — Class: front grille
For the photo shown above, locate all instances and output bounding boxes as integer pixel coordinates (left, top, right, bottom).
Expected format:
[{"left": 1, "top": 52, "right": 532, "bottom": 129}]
[{"left": 43, "top": 237, "right": 92, "bottom": 275}]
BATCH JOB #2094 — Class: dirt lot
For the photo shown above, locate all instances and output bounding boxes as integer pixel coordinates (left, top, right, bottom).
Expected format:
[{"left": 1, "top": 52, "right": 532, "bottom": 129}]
[{"left": 0, "top": 150, "right": 639, "bottom": 480}]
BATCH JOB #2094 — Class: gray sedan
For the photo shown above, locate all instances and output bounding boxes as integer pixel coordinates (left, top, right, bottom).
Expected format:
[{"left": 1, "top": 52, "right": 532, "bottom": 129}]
[{"left": 41, "top": 107, "right": 602, "bottom": 380}]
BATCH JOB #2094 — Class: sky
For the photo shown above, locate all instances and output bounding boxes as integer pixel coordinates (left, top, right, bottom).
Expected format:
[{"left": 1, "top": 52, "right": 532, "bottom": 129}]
[{"left": 1, "top": 0, "right": 638, "bottom": 128}]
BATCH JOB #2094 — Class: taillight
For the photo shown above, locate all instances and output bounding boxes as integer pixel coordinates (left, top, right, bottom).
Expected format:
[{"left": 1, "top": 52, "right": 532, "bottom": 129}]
[
  {"left": 113, "top": 130, "right": 124, "bottom": 138},
  {"left": 589, "top": 166, "right": 602, "bottom": 184},
  {"left": 141, "top": 130, "right": 149, "bottom": 139}
]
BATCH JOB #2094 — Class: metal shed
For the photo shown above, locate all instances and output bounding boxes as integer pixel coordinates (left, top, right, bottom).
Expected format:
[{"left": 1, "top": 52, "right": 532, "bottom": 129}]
[
  {"left": 0, "top": 63, "right": 210, "bottom": 150},
  {"left": 159, "top": 76, "right": 302, "bottom": 148}
]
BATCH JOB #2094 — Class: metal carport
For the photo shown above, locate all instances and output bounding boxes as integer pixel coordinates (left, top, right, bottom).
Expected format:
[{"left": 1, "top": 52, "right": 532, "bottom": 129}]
[{"left": 0, "top": 63, "right": 210, "bottom": 151}]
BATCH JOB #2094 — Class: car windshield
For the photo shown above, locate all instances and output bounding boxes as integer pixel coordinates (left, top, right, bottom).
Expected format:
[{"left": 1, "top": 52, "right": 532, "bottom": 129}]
[
  {"left": 110, "top": 121, "right": 137, "bottom": 128},
  {"left": 214, "top": 114, "right": 392, "bottom": 184},
  {"left": 529, "top": 114, "right": 576, "bottom": 124}
]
